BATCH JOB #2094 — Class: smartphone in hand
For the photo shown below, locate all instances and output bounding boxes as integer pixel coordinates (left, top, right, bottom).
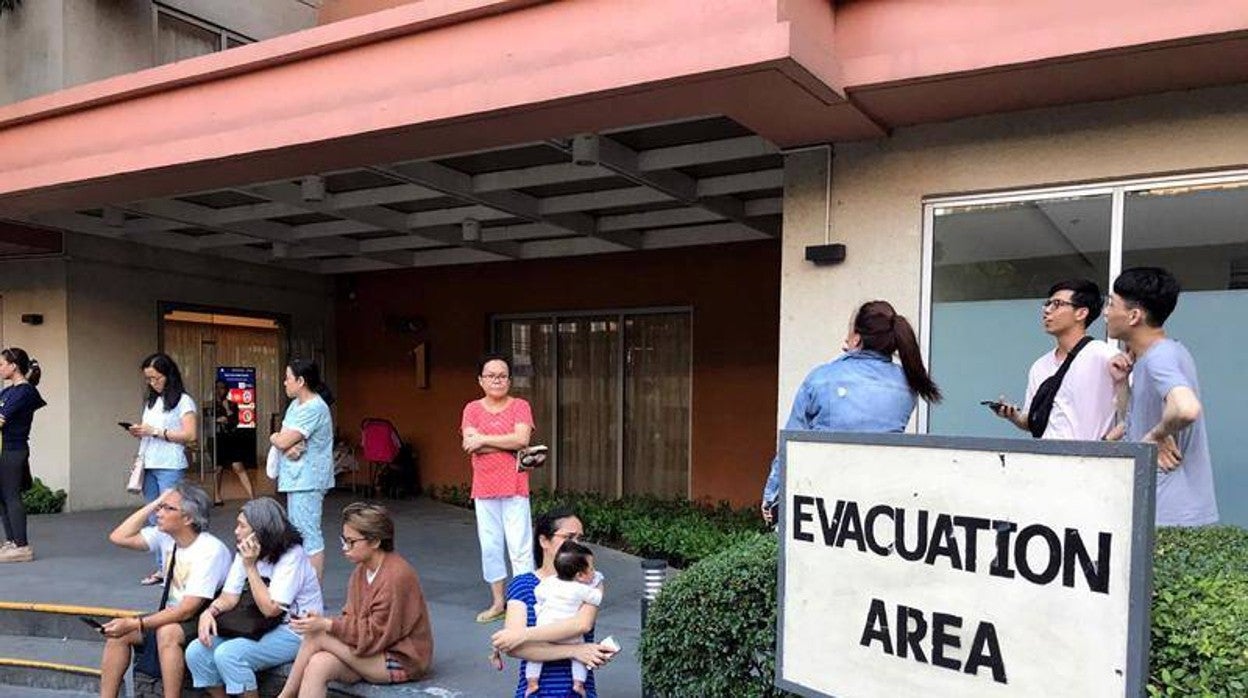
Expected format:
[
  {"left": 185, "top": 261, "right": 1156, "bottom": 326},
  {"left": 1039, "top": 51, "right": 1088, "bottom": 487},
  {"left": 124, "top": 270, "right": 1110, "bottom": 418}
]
[
  {"left": 118, "top": 421, "right": 134, "bottom": 431},
  {"left": 979, "top": 400, "right": 1006, "bottom": 411},
  {"left": 79, "top": 616, "right": 105, "bottom": 633}
]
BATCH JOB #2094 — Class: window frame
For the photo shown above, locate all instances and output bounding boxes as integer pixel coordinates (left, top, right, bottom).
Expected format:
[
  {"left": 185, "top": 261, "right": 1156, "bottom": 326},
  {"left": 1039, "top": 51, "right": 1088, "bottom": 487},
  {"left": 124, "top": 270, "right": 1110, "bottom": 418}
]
[
  {"left": 490, "top": 305, "right": 694, "bottom": 498},
  {"left": 152, "top": 3, "right": 253, "bottom": 65},
  {"left": 919, "top": 167, "right": 1248, "bottom": 432}
]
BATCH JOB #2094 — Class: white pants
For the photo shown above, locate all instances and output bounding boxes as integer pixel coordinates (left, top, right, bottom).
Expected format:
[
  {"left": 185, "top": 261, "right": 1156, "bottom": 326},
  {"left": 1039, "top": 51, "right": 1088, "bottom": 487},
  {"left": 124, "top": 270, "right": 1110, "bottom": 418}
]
[{"left": 474, "top": 496, "right": 534, "bottom": 583}]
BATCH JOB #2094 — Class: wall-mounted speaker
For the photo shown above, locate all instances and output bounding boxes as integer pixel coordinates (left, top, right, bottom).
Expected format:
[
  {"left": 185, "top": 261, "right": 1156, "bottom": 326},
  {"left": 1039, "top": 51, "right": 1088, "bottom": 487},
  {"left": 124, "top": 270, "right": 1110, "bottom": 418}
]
[{"left": 804, "top": 243, "right": 846, "bottom": 265}]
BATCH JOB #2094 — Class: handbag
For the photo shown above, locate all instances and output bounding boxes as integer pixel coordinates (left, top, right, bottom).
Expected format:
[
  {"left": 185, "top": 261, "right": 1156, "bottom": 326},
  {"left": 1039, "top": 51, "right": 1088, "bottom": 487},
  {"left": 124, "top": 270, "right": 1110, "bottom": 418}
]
[
  {"left": 215, "top": 577, "right": 283, "bottom": 640},
  {"left": 1027, "top": 336, "right": 1094, "bottom": 438},
  {"left": 126, "top": 452, "right": 145, "bottom": 494},
  {"left": 134, "top": 545, "right": 177, "bottom": 678}
]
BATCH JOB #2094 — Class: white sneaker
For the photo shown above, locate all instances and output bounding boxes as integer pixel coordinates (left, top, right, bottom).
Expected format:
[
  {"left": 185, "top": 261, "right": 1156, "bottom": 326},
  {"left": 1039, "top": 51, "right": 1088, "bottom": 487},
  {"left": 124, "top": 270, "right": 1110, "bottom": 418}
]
[
  {"left": 0, "top": 545, "right": 33, "bottom": 563},
  {"left": 0, "top": 541, "right": 15, "bottom": 551}
]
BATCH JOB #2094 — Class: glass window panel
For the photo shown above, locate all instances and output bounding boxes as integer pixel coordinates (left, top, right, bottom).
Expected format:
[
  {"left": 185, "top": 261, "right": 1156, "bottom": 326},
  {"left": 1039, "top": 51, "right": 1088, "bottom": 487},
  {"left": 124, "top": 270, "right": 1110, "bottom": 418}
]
[
  {"left": 156, "top": 12, "right": 220, "bottom": 65},
  {"left": 556, "top": 317, "right": 619, "bottom": 494},
  {"left": 929, "top": 195, "right": 1112, "bottom": 436},
  {"left": 495, "top": 319, "right": 556, "bottom": 491},
  {"left": 623, "top": 314, "right": 690, "bottom": 497},
  {"left": 1123, "top": 180, "right": 1248, "bottom": 527}
]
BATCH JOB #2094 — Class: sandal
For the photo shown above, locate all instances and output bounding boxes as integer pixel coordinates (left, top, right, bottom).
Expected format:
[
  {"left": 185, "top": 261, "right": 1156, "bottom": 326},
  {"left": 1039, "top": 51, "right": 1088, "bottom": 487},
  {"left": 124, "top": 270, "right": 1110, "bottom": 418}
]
[
  {"left": 475, "top": 608, "right": 506, "bottom": 624},
  {"left": 139, "top": 572, "right": 164, "bottom": 586}
]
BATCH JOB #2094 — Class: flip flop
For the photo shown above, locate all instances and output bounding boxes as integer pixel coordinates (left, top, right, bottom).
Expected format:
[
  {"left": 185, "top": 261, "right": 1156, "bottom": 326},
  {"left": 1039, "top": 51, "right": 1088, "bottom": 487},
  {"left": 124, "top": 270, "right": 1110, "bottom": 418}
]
[
  {"left": 475, "top": 608, "right": 506, "bottom": 623},
  {"left": 139, "top": 572, "right": 164, "bottom": 586}
]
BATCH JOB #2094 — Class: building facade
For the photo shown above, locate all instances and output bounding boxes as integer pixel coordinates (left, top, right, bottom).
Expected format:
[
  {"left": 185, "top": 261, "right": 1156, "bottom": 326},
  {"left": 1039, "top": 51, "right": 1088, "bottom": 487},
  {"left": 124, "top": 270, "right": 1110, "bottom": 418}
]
[{"left": 1, "top": 0, "right": 1245, "bottom": 525}]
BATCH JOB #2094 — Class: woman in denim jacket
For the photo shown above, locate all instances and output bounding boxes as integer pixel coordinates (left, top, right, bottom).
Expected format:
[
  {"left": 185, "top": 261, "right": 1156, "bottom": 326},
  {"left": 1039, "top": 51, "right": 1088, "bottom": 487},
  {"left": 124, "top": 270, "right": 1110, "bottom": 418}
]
[{"left": 761, "top": 300, "right": 942, "bottom": 523}]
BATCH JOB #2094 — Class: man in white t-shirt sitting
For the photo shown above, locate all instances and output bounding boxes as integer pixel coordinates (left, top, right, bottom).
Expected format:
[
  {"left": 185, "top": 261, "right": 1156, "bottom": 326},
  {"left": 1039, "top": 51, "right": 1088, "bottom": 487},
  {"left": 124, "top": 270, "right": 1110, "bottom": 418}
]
[
  {"left": 991, "top": 279, "right": 1120, "bottom": 440},
  {"left": 99, "top": 483, "right": 233, "bottom": 698}
]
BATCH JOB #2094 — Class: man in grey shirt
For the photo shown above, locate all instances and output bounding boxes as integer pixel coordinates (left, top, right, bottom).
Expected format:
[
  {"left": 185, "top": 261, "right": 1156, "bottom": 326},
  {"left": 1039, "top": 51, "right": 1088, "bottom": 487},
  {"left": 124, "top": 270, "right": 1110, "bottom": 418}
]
[{"left": 1105, "top": 267, "right": 1218, "bottom": 526}]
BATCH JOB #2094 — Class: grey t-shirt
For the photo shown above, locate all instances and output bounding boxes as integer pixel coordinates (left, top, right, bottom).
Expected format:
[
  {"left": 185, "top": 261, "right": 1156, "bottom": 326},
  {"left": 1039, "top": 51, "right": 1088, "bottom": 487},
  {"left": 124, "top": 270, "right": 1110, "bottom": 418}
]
[{"left": 1127, "top": 339, "right": 1219, "bottom": 526}]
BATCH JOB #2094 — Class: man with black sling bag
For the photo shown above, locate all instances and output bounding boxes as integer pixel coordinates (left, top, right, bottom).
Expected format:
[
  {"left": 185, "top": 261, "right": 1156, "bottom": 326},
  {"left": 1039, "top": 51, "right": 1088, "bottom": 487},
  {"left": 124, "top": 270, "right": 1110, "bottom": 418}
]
[
  {"left": 98, "top": 483, "right": 231, "bottom": 698},
  {"left": 990, "top": 279, "right": 1120, "bottom": 440}
]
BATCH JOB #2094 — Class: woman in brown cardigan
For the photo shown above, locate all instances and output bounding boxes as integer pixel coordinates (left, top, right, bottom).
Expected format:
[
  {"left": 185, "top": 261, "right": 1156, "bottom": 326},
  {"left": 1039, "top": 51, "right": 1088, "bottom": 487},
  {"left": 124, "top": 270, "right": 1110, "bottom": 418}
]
[{"left": 276, "top": 502, "right": 432, "bottom": 697}]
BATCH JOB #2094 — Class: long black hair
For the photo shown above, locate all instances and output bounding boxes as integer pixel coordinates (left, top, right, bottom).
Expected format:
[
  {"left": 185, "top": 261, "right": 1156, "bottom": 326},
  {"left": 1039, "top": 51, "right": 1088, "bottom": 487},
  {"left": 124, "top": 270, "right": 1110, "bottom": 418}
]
[
  {"left": 854, "top": 301, "right": 942, "bottom": 402},
  {"left": 1, "top": 347, "right": 41, "bottom": 387},
  {"left": 288, "top": 358, "right": 335, "bottom": 406},
  {"left": 532, "top": 507, "right": 578, "bottom": 569},
  {"left": 141, "top": 353, "right": 186, "bottom": 411}
]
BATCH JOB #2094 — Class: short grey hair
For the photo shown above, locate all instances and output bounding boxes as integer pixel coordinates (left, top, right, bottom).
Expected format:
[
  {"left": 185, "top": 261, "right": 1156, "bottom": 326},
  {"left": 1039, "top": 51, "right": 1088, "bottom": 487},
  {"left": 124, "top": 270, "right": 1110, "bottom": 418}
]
[{"left": 174, "top": 482, "right": 211, "bottom": 533}]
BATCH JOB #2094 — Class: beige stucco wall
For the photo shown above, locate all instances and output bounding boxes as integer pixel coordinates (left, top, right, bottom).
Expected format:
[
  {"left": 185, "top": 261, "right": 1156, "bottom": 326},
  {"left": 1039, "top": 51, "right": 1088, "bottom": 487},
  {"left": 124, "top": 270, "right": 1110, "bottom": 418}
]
[
  {"left": 0, "top": 0, "right": 63, "bottom": 105},
  {"left": 778, "top": 83, "right": 1248, "bottom": 422},
  {"left": 0, "top": 257, "right": 71, "bottom": 494},
  {"left": 63, "top": 233, "right": 333, "bottom": 510}
]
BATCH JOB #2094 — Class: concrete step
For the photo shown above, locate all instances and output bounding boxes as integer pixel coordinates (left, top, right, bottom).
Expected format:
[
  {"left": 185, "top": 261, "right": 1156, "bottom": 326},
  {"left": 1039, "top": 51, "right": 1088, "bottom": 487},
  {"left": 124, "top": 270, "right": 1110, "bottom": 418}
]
[{"left": 0, "top": 635, "right": 101, "bottom": 694}]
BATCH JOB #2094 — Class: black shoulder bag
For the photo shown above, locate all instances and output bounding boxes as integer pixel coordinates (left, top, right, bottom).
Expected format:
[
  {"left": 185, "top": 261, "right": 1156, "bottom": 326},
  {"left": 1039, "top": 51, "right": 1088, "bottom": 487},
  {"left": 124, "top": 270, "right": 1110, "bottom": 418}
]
[
  {"left": 1027, "top": 336, "right": 1094, "bottom": 438},
  {"left": 133, "top": 545, "right": 178, "bottom": 678},
  {"left": 216, "top": 575, "right": 283, "bottom": 640}
]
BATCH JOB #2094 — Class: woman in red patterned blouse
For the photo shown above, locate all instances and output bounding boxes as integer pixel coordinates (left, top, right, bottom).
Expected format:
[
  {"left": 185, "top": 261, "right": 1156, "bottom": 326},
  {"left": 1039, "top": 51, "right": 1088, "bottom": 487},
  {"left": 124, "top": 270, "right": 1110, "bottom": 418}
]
[{"left": 461, "top": 352, "right": 536, "bottom": 623}]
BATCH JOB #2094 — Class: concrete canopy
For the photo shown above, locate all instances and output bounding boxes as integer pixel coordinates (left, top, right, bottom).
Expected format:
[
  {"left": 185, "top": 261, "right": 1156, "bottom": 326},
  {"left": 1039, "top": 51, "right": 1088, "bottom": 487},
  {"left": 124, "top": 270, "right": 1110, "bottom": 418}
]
[{"left": 1, "top": 0, "right": 1246, "bottom": 271}]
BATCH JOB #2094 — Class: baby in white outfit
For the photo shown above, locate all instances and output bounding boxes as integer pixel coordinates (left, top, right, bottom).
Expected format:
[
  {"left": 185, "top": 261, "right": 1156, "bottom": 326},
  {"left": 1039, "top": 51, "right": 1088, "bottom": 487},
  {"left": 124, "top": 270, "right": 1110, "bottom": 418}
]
[{"left": 526, "top": 541, "right": 604, "bottom": 697}]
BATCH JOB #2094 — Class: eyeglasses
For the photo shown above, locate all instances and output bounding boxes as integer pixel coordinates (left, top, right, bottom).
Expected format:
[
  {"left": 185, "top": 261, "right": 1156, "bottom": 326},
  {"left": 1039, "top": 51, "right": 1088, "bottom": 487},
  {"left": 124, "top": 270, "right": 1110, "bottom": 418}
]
[
  {"left": 480, "top": 373, "right": 510, "bottom": 383},
  {"left": 553, "top": 530, "right": 583, "bottom": 542},
  {"left": 1041, "top": 299, "right": 1078, "bottom": 310},
  {"left": 339, "top": 535, "right": 369, "bottom": 550},
  {"left": 156, "top": 503, "right": 181, "bottom": 513}
]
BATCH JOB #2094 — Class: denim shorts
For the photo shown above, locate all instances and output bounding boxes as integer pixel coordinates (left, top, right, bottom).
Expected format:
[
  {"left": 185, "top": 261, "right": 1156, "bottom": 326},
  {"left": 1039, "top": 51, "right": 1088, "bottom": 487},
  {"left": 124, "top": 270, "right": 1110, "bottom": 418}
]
[{"left": 286, "top": 489, "right": 326, "bottom": 555}]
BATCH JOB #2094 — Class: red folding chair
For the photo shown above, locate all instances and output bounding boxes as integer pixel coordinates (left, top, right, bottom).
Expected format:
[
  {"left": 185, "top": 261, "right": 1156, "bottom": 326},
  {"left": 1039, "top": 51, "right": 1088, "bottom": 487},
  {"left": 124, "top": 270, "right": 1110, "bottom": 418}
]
[{"left": 359, "top": 418, "right": 402, "bottom": 495}]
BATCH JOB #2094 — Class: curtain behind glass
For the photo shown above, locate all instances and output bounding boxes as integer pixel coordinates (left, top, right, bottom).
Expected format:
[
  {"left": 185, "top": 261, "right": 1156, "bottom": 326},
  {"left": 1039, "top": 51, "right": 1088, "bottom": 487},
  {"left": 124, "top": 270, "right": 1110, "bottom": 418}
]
[
  {"left": 156, "top": 13, "right": 219, "bottom": 65},
  {"left": 496, "top": 319, "right": 555, "bottom": 490},
  {"left": 556, "top": 317, "right": 619, "bottom": 494},
  {"left": 623, "top": 314, "right": 690, "bottom": 497}
]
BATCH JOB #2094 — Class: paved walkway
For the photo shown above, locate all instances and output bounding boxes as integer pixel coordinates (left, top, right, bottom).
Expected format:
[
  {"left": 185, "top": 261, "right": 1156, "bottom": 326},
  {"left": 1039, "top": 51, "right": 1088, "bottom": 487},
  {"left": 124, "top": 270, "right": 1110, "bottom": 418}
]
[{"left": 0, "top": 493, "right": 645, "bottom": 697}]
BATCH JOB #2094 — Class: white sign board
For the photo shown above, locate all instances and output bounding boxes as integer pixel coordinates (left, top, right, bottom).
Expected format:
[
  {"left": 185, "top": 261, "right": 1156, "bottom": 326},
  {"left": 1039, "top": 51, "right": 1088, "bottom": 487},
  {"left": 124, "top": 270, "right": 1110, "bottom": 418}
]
[{"left": 776, "top": 433, "right": 1154, "bottom": 698}]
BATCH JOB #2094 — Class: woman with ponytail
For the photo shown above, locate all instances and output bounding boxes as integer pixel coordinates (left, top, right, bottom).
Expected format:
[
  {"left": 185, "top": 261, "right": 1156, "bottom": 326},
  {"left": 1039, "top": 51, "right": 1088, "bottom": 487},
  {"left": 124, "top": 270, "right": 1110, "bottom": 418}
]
[
  {"left": 0, "top": 347, "right": 46, "bottom": 562},
  {"left": 760, "top": 301, "right": 941, "bottom": 523},
  {"left": 271, "top": 358, "right": 335, "bottom": 581}
]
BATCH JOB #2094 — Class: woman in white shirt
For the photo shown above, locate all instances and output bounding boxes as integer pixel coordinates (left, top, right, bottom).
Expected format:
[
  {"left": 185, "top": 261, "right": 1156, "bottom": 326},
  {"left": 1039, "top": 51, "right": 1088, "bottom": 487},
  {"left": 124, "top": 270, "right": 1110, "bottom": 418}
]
[
  {"left": 186, "top": 497, "right": 323, "bottom": 698},
  {"left": 129, "top": 353, "right": 197, "bottom": 586}
]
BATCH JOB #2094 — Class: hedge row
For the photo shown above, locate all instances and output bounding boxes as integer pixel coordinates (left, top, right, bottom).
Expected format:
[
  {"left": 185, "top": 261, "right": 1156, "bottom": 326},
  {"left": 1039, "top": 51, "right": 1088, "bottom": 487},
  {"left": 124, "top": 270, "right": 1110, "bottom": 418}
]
[
  {"left": 427, "top": 484, "right": 766, "bottom": 568},
  {"left": 639, "top": 526, "right": 1248, "bottom": 697}
]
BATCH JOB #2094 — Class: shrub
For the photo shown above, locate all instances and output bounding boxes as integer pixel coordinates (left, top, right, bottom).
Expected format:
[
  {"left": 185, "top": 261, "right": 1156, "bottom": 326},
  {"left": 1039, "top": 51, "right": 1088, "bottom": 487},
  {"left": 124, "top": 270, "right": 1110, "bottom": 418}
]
[
  {"left": 22, "top": 477, "right": 66, "bottom": 514},
  {"left": 427, "top": 485, "right": 767, "bottom": 568},
  {"left": 640, "top": 533, "right": 795, "bottom": 697},
  {"left": 1148, "top": 526, "right": 1248, "bottom": 696},
  {"left": 642, "top": 526, "right": 1247, "bottom": 697}
]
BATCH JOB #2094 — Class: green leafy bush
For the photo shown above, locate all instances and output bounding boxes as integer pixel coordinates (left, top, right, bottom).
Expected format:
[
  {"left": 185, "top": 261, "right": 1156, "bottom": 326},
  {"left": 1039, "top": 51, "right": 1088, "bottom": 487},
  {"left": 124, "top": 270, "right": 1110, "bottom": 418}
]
[
  {"left": 22, "top": 477, "right": 66, "bottom": 514},
  {"left": 640, "top": 533, "right": 795, "bottom": 698},
  {"left": 1148, "top": 526, "right": 1248, "bottom": 696},
  {"left": 642, "top": 526, "right": 1247, "bottom": 697},
  {"left": 427, "top": 485, "right": 765, "bottom": 568}
]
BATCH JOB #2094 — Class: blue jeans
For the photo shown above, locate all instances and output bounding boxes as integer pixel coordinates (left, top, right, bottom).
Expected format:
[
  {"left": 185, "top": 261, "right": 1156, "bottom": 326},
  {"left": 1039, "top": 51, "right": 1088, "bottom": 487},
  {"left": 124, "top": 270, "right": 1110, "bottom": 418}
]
[
  {"left": 185, "top": 625, "right": 302, "bottom": 694},
  {"left": 142, "top": 468, "right": 184, "bottom": 570}
]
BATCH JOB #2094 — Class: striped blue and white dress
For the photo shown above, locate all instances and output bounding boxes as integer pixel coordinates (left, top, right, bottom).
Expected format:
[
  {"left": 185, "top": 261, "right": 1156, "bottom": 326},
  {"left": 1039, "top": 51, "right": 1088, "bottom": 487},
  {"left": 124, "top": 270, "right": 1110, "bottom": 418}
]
[{"left": 507, "top": 572, "right": 598, "bottom": 698}]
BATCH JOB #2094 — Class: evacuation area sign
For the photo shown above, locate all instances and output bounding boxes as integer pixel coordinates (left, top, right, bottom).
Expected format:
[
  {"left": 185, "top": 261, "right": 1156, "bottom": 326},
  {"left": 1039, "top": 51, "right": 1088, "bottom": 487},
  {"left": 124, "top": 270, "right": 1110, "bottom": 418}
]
[
  {"left": 775, "top": 433, "right": 1156, "bottom": 698},
  {"left": 216, "top": 366, "right": 257, "bottom": 429}
]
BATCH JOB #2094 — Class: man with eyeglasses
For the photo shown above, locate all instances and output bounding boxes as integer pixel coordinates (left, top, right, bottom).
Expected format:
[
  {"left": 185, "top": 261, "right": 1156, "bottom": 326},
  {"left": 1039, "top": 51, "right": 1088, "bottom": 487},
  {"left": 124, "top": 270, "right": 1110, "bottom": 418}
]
[
  {"left": 97, "top": 482, "right": 232, "bottom": 698},
  {"left": 1104, "top": 267, "right": 1218, "bottom": 527},
  {"left": 990, "top": 279, "right": 1120, "bottom": 440}
]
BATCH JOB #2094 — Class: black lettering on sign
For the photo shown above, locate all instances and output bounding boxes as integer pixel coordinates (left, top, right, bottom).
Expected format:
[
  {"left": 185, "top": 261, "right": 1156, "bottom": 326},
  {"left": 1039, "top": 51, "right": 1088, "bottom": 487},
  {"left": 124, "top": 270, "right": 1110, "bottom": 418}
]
[
  {"left": 923, "top": 514, "right": 963, "bottom": 571},
  {"left": 791, "top": 495, "right": 815, "bottom": 543},
  {"left": 952, "top": 516, "right": 990, "bottom": 573},
  {"left": 1015, "top": 524, "right": 1061, "bottom": 586},
  {"left": 1063, "top": 529, "right": 1111, "bottom": 594},
  {"left": 835, "top": 501, "right": 867, "bottom": 552},
  {"left": 897, "top": 605, "right": 928, "bottom": 662},
  {"left": 818, "top": 498, "right": 845, "bottom": 546},
  {"left": 965, "top": 620, "right": 1008, "bottom": 684},
  {"left": 863, "top": 505, "right": 894, "bottom": 557},
  {"left": 930, "top": 612, "right": 962, "bottom": 671},
  {"left": 895, "top": 508, "right": 929, "bottom": 562},
  {"left": 989, "top": 520, "right": 1017, "bottom": 579},
  {"left": 859, "top": 598, "right": 893, "bottom": 654}
]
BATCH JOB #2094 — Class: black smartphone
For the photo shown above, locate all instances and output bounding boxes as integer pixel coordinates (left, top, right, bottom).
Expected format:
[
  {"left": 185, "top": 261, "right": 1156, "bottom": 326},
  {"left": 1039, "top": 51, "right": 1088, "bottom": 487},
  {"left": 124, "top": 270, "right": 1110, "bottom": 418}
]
[
  {"left": 767, "top": 502, "right": 780, "bottom": 529},
  {"left": 79, "top": 616, "right": 105, "bottom": 633},
  {"left": 118, "top": 421, "right": 134, "bottom": 431},
  {"left": 979, "top": 400, "right": 1006, "bottom": 411}
]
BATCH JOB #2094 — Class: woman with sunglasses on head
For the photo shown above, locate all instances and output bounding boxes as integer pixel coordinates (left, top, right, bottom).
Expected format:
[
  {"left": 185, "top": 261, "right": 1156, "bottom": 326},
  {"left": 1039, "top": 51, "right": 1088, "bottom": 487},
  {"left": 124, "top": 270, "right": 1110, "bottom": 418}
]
[
  {"left": 461, "top": 352, "right": 538, "bottom": 623},
  {"left": 131, "top": 352, "right": 198, "bottom": 585},
  {"left": 0, "top": 347, "right": 46, "bottom": 563},
  {"left": 275, "top": 502, "right": 432, "bottom": 697},
  {"left": 185, "top": 497, "right": 323, "bottom": 698},
  {"left": 490, "top": 508, "right": 617, "bottom": 698}
]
